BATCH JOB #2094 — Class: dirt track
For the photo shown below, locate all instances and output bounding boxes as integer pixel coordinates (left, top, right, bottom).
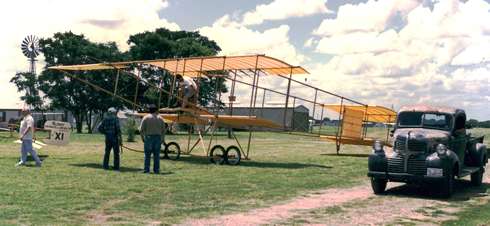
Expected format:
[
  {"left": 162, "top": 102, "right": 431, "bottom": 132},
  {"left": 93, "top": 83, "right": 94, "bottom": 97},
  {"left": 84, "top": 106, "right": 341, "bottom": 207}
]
[{"left": 180, "top": 165, "right": 490, "bottom": 226}]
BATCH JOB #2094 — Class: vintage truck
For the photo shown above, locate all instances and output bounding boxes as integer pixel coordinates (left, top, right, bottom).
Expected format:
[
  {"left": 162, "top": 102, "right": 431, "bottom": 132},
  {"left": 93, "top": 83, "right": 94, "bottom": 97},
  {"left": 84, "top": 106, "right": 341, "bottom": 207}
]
[{"left": 367, "top": 105, "right": 488, "bottom": 197}]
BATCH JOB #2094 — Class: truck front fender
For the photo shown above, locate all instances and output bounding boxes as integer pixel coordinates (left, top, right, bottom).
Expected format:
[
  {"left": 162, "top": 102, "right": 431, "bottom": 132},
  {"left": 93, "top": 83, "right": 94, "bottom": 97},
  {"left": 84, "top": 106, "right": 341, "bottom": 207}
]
[
  {"left": 427, "top": 151, "right": 459, "bottom": 176},
  {"left": 368, "top": 151, "right": 387, "bottom": 172}
]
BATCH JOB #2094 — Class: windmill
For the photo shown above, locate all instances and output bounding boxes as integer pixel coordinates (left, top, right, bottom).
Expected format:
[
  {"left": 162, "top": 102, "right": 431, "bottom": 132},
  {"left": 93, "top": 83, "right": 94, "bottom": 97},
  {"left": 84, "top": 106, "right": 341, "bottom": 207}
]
[{"left": 21, "top": 35, "right": 40, "bottom": 74}]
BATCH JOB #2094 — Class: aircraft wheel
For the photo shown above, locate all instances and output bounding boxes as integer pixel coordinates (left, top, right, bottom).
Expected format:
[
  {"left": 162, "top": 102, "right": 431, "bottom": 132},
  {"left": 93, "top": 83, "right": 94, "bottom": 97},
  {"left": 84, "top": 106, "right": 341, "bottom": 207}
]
[
  {"left": 225, "top": 146, "right": 241, "bottom": 165},
  {"left": 164, "top": 142, "right": 181, "bottom": 160},
  {"left": 160, "top": 142, "right": 169, "bottom": 159},
  {"left": 209, "top": 145, "right": 226, "bottom": 165}
]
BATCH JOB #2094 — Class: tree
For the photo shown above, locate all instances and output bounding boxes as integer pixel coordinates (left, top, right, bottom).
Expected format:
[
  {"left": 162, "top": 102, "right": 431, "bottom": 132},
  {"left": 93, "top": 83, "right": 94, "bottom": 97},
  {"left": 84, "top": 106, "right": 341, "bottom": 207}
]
[
  {"left": 127, "top": 28, "right": 227, "bottom": 108},
  {"left": 12, "top": 29, "right": 228, "bottom": 133},
  {"left": 37, "top": 32, "right": 127, "bottom": 133},
  {"left": 467, "top": 119, "right": 479, "bottom": 128},
  {"left": 10, "top": 72, "right": 43, "bottom": 110},
  {"left": 479, "top": 120, "right": 490, "bottom": 128}
]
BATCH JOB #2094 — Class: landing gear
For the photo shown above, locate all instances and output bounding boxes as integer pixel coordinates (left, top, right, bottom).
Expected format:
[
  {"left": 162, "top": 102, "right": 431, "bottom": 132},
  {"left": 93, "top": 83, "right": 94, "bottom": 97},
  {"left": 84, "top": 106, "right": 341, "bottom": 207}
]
[
  {"left": 209, "top": 145, "right": 226, "bottom": 165},
  {"left": 225, "top": 145, "right": 241, "bottom": 165},
  {"left": 164, "top": 142, "right": 181, "bottom": 160}
]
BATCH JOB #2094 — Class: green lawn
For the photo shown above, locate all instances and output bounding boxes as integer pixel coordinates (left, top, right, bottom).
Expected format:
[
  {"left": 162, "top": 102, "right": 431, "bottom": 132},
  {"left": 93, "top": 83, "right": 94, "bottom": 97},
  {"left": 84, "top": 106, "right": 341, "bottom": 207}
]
[
  {"left": 0, "top": 131, "right": 372, "bottom": 225},
  {"left": 443, "top": 202, "right": 490, "bottom": 226},
  {"left": 1, "top": 128, "right": 489, "bottom": 225}
]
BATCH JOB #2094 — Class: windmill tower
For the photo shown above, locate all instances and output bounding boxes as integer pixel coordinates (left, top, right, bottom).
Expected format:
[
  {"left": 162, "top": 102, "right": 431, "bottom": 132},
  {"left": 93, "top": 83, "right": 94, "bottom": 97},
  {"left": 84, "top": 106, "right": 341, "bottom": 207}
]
[{"left": 21, "top": 35, "right": 40, "bottom": 74}]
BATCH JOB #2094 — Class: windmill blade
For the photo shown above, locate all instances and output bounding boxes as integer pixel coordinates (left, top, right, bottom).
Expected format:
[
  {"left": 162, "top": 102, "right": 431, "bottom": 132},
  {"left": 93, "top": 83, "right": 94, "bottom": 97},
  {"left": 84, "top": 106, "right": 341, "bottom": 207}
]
[{"left": 21, "top": 35, "right": 40, "bottom": 59}]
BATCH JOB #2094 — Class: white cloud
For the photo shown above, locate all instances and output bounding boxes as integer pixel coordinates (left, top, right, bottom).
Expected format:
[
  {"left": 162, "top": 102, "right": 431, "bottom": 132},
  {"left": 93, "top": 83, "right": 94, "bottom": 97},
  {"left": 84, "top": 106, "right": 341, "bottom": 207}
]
[
  {"left": 200, "top": 15, "right": 306, "bottom": 65},
  {"left": 314, "top": 0, "right": 421, "bottom": 36},
  {"left": 198, "top": 14, "right": 309, "bottom": 109},
  {"left": 242, "top": 0, "right": 331, "bottom": 26},
  {"left": 310, "top": 0, "right": 490, "bottom": 120},
  {"left": 303, "top": 38, "right": 318, "bottom": 48},
  {"left": 0, "top": 0, "right": 179, "bottom": 108},
  {"left": 316, "top": 30, "right": 400, "bottom": 54},
  {"left": 451, "top": 39, "right": 490, "bottom": 66}
]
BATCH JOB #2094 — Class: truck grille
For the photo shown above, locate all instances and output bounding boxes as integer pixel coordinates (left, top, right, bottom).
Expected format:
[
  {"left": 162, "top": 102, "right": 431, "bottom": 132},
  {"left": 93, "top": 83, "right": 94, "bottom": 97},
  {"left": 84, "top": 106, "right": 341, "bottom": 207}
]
[
  {"left": 394, "top": 136, "right": 427, "bottom": 152},
  {"left": 407, "top": 155, "right": 426, "bottom": 175},
  {"left": 387, "top": 156, "right": 404, "bottom": 173},
  {"left": 387, "top": 154, "right": 426, "bottom": 175}
]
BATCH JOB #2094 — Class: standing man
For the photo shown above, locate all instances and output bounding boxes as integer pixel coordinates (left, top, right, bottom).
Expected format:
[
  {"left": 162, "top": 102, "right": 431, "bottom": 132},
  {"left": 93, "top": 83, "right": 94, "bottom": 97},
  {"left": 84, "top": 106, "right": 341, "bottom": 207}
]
[
  {"left": 98, "top": 107, "right": 122, "bottom": 170},
  {"left": 140, "top": 104, "right": 165, "bottom": 174},
  {"left": 16, "top": 108, "right": 42, "bottom": 167}
]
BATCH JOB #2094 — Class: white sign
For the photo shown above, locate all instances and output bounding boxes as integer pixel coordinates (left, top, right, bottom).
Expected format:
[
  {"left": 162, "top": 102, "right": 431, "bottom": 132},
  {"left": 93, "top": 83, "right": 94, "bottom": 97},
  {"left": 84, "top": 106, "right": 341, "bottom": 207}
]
[{"left": 44, "top": 121, "right": 71, "bottom": 145}]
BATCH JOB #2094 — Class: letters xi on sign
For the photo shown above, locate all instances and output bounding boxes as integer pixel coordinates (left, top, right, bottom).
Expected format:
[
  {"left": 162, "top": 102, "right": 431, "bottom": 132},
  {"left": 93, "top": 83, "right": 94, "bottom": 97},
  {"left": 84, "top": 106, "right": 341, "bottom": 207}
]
[{"left": 43, "top": 121, "right": 71, "bottom": 145}]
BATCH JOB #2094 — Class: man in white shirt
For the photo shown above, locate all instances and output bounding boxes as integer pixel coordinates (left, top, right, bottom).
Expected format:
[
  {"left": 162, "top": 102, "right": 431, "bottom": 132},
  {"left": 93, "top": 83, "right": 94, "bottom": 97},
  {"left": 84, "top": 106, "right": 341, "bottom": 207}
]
[
  {"left": 16, "top": 108, "right": 42, "bottom": 167},
  {"left": 177, "top": 75, "right": 198, "bottom": 108}
]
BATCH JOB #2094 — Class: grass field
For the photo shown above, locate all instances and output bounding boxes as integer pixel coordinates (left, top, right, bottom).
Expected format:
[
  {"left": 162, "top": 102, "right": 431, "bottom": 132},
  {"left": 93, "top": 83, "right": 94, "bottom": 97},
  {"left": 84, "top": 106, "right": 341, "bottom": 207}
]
[
  {"left": 0, "top": 130, "right": 374, "bottom": 225},
  {"left": 0, "top": 128, "right": 488, "bottom": 225}
]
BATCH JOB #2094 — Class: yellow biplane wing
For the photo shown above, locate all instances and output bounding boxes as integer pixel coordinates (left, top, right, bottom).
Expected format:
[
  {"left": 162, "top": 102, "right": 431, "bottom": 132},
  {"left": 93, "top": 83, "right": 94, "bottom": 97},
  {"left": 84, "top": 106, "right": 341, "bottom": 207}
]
[
  {"left": 324, "top": 105, "right": 397, "bottom": 123},
  {"left": 135, "top": 107, "right": 282, "bottom": 129},
  {"left": 48, "top": 54, "right": 309, "bottom": 77}
]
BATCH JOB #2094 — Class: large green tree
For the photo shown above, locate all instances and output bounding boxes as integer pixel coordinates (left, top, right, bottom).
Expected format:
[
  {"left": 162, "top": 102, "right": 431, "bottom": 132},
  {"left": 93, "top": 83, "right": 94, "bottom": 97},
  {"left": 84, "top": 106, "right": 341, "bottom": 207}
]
[
  {"left": 37, "top": 32, "right": 127, "bottom": 133},
  {"left": 11, "top": 29, "right": 228, "bottom": 133},
  {"left": 127, "top": 28, "right": 227, "bottom": 108}
]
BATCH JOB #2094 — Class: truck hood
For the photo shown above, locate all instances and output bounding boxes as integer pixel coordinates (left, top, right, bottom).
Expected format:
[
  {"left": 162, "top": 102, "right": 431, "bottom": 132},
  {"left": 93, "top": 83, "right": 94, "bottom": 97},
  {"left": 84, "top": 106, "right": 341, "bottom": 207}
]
[{"left": 394, "top": 128, "right": 451, "bottom": 150}]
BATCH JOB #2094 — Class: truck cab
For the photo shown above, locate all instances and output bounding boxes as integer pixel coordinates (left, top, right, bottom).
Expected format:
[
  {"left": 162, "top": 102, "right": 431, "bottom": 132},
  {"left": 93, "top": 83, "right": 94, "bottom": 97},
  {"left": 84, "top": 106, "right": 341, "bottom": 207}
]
[{"left": 367, "top": 105, "right": 488, "bottom": 197}]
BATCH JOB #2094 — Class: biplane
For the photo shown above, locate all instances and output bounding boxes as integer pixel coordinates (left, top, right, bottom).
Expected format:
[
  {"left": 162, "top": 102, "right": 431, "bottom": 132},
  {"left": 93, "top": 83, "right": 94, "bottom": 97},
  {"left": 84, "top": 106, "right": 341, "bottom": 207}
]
[{"left": 48, "top": 54, "right": 396, "bottom": 165}]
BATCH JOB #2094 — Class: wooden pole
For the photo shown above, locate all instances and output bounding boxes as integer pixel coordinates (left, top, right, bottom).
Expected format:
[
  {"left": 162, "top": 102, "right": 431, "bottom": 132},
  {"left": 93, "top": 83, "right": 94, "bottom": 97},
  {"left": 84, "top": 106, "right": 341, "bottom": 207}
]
[
  {"left": 167, "top": 59, "right": 179, "bottom": 107},
  {"left": 246, "top": 55, "right": 260, "bottom": 159},
  {"left": 311, "top": 89, "right": 318, "bottom": 133},
  {"left": 283, "top": 68, "right": 293, "bottom": 130},
  {"left": 133, "top": 67, "right": 141, "bottom": 111}
]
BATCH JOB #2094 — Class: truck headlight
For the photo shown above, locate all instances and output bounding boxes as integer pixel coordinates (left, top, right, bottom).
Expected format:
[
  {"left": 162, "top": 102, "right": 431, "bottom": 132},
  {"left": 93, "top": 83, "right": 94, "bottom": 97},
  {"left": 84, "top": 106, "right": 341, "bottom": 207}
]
[
  {"left": 373, "top": 140, "right": 384, "bottom": 153},
  {"left": 436, "top": 144, "right": 447, "bottom": 155}
]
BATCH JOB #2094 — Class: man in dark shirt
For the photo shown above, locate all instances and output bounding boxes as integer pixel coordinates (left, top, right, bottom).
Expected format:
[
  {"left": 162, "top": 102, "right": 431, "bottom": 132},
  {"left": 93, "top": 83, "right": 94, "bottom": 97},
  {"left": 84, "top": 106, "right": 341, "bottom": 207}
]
[{"left": 98, "top": 107, "right": 122, "bottom": 170}]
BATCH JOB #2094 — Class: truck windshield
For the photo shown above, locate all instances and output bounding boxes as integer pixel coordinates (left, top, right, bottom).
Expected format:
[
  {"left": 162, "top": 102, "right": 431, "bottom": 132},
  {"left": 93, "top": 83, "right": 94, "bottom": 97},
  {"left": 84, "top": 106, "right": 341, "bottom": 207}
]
[{"left": 398, "top": 112, "right": 452, "bottom": 130}]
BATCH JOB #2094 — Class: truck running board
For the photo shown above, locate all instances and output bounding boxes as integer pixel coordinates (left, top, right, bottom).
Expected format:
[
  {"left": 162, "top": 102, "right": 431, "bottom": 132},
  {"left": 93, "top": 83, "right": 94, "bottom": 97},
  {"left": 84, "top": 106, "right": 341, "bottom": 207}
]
[{"left": 459, "top": 167, "right": 480, "bottom": 178}]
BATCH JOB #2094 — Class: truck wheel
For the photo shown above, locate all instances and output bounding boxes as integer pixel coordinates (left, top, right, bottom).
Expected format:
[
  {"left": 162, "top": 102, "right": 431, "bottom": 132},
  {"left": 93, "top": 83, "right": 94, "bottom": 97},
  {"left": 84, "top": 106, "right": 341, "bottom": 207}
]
[
  {"left": 371, "top": 178, "right": 387, "bottom": 194},
  {"left": 209, "top": 145, "right": 226, "bottom": 165},
  {"left": 471, "top": 167, "right": 484, "bottom": 186},
  {"left": 164, "top": 142, "right": 181, "bottom": 160},
  {"left": 440, "top": 170, "right": 454, "bottom": 198}
]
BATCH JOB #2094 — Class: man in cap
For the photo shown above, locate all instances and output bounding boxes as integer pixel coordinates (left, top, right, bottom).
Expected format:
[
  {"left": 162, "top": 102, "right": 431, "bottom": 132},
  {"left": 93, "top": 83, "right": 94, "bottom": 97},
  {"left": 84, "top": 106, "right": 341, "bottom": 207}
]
[
  {"left": 139, "top": 104, "right": 165, "bottom": 174},
  {"left": 16, "top": 108, "right": 42, "bottom": 167},
  {"left": 98, "top": 107, "right": 122, "bottom": 170}
]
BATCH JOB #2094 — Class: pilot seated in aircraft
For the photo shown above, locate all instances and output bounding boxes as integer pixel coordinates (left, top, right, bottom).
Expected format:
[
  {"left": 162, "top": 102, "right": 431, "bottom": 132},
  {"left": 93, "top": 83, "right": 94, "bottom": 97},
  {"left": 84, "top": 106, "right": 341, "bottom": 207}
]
[{"left": 176, "top": 75, "right": 198, "bottom": 109}]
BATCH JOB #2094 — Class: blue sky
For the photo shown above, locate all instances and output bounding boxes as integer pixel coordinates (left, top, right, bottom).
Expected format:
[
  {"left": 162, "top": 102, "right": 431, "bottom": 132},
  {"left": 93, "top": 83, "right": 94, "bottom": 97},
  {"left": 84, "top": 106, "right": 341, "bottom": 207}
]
[{"left": 1, "top": 0, "right": 489, "bottom": 120}]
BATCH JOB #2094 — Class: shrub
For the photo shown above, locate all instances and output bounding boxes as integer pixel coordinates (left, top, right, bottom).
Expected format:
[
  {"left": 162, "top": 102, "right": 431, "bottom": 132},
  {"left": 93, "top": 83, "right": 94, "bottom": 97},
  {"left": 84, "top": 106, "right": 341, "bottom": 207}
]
[{"left": 124, "top": 117, "right": 138, "bottom": 142}]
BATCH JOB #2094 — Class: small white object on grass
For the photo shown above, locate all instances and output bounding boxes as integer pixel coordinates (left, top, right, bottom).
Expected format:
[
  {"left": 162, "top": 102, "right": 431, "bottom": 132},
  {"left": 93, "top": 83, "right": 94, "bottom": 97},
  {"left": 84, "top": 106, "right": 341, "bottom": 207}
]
[{"left": 14, "top": 140, "right": 44, "bottom": 150}]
